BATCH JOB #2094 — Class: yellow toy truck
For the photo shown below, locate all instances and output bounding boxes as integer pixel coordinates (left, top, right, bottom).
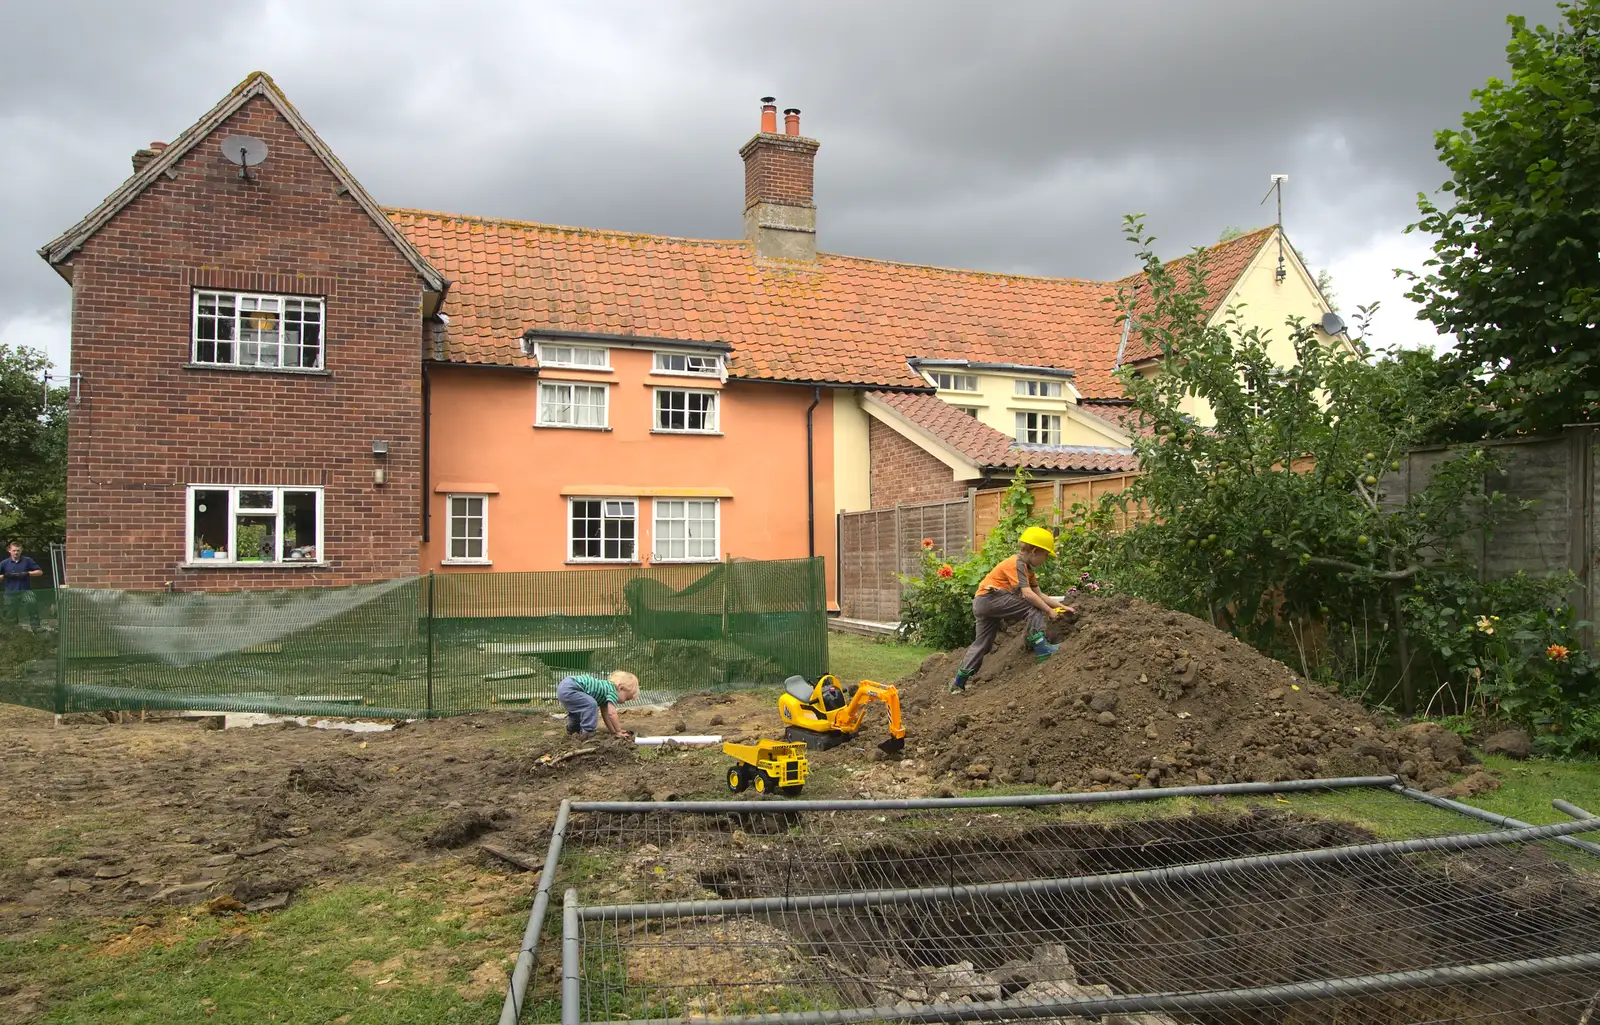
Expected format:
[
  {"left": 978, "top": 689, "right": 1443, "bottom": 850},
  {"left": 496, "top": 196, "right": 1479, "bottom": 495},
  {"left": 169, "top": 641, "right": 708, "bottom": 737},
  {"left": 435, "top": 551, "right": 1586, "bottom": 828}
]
[{"left": 723, "top": 739, "right": 808, "bottom": 795}]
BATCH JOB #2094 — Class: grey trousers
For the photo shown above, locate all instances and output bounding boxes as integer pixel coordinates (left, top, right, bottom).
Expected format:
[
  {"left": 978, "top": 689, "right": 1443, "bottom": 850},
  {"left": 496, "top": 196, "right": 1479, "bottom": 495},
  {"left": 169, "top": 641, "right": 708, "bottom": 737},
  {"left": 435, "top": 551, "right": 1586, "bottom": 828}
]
[{"left": 958, "top": 590, "right": 1046, "bottom": 675}]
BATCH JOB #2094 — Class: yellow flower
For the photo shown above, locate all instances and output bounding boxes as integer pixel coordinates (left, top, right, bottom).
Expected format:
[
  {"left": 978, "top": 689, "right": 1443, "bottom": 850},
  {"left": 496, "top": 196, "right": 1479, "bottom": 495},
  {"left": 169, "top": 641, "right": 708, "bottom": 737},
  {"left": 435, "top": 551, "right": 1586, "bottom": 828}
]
[{"left": 1476, "top": 616, "right": 1495, "bottom": 635}]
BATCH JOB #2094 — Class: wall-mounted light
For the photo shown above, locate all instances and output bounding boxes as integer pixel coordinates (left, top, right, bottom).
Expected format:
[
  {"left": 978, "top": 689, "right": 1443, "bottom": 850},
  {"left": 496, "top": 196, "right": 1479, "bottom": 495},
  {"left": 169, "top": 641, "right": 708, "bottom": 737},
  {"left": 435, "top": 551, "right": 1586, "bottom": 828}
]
[{"left": 372, "top": 439, "right": 388, "bottom": 486}]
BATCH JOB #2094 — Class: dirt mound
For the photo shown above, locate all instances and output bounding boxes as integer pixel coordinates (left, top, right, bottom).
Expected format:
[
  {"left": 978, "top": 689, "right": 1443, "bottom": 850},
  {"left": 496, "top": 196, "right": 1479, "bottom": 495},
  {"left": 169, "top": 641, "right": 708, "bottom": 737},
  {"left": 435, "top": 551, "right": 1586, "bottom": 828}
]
[{"left": 898, "top": 593, "right": 1472, "bottom": 792}]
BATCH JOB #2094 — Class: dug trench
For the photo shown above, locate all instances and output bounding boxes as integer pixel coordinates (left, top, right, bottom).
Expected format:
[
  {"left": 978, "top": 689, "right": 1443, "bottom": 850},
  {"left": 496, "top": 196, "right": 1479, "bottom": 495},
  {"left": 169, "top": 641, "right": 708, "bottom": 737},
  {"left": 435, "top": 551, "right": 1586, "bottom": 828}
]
[{"left": 646, "top": 810, "right": 1600, "bottom": 1024}]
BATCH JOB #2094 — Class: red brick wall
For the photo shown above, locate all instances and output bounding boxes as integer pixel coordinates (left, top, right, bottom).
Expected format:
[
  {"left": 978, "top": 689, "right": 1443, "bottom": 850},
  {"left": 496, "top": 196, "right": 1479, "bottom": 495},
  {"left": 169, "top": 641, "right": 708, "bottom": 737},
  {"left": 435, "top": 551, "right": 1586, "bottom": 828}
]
[
  {"left": 61, "top": 94, "right": 427, "bottom": 590},
  {"left": 869, "top": 419, "right": 974, "bottom": 508},
  {"left": 741, "top": 134, "right": 818, "bottom": 210}
]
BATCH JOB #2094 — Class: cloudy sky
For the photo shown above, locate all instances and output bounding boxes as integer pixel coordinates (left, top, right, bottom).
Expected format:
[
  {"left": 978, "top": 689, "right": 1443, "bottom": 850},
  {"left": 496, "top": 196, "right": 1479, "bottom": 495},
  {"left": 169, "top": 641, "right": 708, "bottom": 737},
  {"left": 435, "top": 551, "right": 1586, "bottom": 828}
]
[{"left": 1, "top": 0, "right": 1565, "bottom": 373}]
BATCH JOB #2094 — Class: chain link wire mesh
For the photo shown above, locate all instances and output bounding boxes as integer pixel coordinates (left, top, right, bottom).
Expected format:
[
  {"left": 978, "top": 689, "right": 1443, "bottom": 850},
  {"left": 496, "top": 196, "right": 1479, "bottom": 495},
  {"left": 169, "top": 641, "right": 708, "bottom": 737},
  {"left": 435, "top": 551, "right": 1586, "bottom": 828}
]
[
  {"left": 0, "top": 557, "right": 825, "bottom": 717},
  {"left": 548, "top": 788, "right": 1600, "bottom": 1025}
]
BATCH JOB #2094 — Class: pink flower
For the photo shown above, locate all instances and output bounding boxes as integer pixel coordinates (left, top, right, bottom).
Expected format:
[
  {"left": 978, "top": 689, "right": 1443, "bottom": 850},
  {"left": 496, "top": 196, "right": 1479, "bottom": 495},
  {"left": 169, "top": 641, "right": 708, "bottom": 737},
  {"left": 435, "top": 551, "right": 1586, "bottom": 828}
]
[{"left": 1067, "top": 587, "right": 1078, "bottom": 595}]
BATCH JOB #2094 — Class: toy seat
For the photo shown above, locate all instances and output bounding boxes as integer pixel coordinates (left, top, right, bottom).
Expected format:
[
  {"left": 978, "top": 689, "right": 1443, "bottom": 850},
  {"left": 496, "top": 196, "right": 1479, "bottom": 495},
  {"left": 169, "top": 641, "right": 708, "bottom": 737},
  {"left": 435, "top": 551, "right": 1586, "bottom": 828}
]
[{"left": 784, "top": 675, "right": 815, "bottom": 703}]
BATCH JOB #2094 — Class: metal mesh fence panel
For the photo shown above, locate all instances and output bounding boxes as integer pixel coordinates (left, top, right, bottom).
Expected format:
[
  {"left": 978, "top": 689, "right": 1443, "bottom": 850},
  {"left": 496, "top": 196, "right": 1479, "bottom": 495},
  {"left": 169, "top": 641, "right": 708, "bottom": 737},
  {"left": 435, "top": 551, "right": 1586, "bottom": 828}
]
[
  {"left": 527, "top": 786, "right": 1600, "bottom": 1025},
  {"left": 0, "top": 557, "right": 826, "bottom": 717}
]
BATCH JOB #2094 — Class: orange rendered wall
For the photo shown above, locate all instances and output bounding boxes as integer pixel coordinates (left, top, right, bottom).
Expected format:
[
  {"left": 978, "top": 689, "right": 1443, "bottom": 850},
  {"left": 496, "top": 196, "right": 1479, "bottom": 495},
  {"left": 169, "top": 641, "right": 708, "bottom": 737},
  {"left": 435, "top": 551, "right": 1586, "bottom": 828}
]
[{"left": 422, "top": 349, "right": 838, "bottom": 605}]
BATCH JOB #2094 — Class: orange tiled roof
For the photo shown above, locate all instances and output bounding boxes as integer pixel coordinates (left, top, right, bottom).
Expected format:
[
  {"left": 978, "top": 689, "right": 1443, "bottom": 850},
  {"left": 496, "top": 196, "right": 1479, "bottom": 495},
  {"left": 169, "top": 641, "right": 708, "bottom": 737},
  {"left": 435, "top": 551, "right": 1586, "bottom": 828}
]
[
  {"left": 868, "top": 391, "right": 1140, "bottom": 475},
  {"left": 1115, "top": 227, "right": 1275, "bottom": 366},
  {"left": 388, "top": 209, "right": 1273, "bottom": 397}
]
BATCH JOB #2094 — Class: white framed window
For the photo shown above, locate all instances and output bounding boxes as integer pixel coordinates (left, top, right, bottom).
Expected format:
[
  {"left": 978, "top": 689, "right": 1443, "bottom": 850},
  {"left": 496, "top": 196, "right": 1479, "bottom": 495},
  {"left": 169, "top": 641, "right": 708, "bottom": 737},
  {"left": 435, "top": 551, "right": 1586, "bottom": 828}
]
[
  {"left": 445, "top": 494, "right": 488, "bottom": 564},
  {"left": 569, "top": 498, "right": 637, "bottom": 562},
  {"left": 537, "top": 382, "right": 609, "bottom": 428},
  {"left": 1015, "top": 412, "right": 1062, "bottom": 445},
  {"left": 186, "top": 485, "right": 323, "bottom": 564},
  {"left": 654, "top": 388, "right": 718, "bottom": 433},
  {"left": 537, "top": 343, "right": 609, "bottom": 369},
  {"left": 929, "top": 371, "right": 979, "bottom": 392},
  {"left": 193, "top": 290, "right": 324, "bottom": 370},
  {"left": 653, "top": 352, "right": 723, "bottom": 377},
  {"left": 653, "top": 499, "right": 720, "bottom": 563},
  {"left": 955, "top": 406, "right": 980, "bottom": 418},
  {"left": 1014, "top": 379, "right": 1064, "bottom": 398}
]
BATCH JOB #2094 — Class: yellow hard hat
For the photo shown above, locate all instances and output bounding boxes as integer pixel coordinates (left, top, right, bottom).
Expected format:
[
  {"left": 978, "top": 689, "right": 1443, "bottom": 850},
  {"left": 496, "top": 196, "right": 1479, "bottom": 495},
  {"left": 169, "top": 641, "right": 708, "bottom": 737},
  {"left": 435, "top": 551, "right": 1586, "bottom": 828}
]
[{"left": 1019, "top": 525, "right": 1056, "bottom": 557}]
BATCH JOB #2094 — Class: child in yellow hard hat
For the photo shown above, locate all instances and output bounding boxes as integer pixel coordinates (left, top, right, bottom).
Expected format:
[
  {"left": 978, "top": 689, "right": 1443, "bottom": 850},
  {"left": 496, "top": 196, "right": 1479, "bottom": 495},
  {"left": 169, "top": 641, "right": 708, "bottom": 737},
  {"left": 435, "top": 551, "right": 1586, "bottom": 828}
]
[{"left": 950, "top": 526, "right": 1073, "bottom": 694}]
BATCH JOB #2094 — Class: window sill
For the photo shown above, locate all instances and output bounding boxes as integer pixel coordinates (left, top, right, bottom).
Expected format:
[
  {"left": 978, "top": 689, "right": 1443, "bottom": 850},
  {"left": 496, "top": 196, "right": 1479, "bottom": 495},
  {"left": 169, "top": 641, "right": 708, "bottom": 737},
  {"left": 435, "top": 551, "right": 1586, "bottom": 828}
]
[
  {"left": 650, "top": 429, "right": 723, "bottom": 436},
  {"left": 541, "top": 365, "right": 613, "bottom": 373},
  {"left": 565, "top": 559, "right": 640, "bottom": 566},
  {"left": 183, "top": 560, "right": 329, "bottom": 569},
  {"left": 650, "top": 558, "right": 722, "bottom": 565},
  {"left": 441, "top": 559, "right": 492, "bottom": 567},
  {"left": 184, "top": 363, "right": 332, "bottom": 377},
  {"left": 649, "top": 371, "right": 723, "bottom": 380},
  {"left": 534, "top": 424, "right": 612, "bottom": 431}
]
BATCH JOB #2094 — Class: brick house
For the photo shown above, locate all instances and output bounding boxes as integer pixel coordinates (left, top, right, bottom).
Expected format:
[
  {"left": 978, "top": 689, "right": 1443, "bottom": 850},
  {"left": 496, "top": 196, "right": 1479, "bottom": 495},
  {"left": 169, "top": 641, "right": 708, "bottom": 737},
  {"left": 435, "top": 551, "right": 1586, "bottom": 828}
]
[{"left": 40, "top": 76, "right": 1332, "bottom": 595}]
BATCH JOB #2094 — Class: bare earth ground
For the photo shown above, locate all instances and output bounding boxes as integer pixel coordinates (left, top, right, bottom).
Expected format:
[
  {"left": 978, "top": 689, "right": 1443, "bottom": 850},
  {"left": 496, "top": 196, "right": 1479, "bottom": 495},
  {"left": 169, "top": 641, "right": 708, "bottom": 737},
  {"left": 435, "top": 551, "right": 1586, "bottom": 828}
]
[{"left": 0, "top": 595, "right": 1530, "bottom": 1021}]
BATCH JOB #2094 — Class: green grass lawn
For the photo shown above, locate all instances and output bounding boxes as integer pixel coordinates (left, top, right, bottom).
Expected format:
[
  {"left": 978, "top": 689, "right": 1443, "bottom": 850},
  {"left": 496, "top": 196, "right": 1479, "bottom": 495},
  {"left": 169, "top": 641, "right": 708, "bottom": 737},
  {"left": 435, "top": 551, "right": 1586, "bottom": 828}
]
[
  {"left": 3, "top": 860, "right": 526, "bottom": 1024},
  {"left": 1462, "top": 753, "right": 1600, "bottom": 830},
  {"left": 826, "top": 631, "right": 939, "bottom": 685}
]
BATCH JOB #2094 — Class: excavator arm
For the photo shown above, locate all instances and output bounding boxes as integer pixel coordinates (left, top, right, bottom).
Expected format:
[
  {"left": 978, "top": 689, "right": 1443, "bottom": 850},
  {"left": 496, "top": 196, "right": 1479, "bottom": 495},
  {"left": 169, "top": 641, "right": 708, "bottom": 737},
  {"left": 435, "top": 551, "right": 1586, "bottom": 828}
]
[{"left": 840, "top": 680, "right": 906, "bottom": 741}]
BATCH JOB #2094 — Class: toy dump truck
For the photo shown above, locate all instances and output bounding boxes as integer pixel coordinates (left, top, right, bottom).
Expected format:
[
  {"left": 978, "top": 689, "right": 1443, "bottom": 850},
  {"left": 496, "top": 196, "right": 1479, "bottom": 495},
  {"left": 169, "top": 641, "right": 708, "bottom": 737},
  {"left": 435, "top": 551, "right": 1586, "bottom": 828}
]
[{"left": 723, "top": 739, "right": 808, "bottom": 795}]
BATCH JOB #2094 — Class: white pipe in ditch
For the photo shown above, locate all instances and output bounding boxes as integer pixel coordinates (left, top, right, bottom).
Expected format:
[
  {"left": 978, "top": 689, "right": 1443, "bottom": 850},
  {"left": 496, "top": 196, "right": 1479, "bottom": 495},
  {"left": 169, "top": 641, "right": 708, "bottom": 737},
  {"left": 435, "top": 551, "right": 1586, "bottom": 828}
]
[{"left": 634, "top": 735, "right": 722, "bottom": 746}]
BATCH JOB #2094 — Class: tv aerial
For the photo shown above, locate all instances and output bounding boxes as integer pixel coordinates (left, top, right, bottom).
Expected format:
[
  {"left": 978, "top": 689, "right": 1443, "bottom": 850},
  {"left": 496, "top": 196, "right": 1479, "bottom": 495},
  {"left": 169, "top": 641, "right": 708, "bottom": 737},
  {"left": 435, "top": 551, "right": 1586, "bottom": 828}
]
[{"left": 219, "top": 135, "right": 269, "bottom": 180}]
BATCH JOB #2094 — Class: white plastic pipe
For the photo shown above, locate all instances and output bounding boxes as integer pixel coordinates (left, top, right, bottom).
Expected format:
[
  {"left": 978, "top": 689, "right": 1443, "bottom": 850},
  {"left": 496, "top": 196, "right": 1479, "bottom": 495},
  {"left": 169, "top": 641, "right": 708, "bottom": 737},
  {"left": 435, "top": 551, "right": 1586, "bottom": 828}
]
[{"left": 634, "top": 734, "right": 722, "bottom": 746}]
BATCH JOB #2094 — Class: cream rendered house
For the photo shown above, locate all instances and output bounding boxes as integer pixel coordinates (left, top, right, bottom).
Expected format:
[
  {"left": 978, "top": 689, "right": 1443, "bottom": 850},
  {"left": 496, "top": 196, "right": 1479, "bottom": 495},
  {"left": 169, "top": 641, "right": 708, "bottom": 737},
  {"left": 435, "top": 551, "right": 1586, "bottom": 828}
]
[{"left": 826, "top": 225, "right": 1340, "bottom": 514}]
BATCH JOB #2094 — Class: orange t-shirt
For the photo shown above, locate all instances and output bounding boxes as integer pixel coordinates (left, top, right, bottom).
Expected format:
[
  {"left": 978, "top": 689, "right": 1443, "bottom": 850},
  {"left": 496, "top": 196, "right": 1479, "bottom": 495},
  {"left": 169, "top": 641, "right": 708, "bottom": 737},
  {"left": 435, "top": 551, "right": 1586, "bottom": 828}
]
[{"left": 977, "top": 555, "right": 1038, "bottom": 596}]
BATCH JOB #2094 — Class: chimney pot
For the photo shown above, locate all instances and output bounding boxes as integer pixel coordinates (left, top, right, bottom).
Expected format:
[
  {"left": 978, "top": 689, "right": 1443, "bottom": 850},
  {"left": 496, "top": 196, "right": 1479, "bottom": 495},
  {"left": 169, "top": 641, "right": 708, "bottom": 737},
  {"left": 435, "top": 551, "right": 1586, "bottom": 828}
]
[
  {"left": 150, "top": 141, "right": 168, "bottom": 151},
  {"left": 783, "top": 108, "right": 801, "bottom": 136},
  {"left": 760, "top": 97, "right": 777, "bottom": 134}
]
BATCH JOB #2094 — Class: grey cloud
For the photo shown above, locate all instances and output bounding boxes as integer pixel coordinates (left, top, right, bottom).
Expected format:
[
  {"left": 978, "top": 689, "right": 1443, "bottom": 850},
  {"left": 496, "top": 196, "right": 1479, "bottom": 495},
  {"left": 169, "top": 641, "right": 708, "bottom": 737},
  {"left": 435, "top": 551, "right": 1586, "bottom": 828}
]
[{"left": 1, "top": 0, "right": 1565, "bottom": 369}]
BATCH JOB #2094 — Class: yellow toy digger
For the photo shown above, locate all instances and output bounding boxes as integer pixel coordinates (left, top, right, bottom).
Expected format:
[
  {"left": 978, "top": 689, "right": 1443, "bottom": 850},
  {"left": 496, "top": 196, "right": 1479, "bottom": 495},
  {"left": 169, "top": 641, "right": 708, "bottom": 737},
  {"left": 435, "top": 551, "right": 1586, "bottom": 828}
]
[{"left": 777, "top": 674, "right": 907, "bottom": 754}]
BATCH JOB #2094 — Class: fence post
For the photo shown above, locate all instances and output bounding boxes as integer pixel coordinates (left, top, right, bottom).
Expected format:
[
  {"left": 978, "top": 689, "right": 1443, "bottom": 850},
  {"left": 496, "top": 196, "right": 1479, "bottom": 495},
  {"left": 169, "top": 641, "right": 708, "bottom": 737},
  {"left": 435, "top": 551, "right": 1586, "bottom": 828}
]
[
  {"left": 425, "top": 572, "right": 436, "bottom": 718},
  {"left": 966, "top": 488, "right": 977, "bottom": 554},
  {"left": 721, "top": 553, "right": 732, "bottom": 642},
  {"left": 53, "top": 586, "right": 68, "bottom": 717}
]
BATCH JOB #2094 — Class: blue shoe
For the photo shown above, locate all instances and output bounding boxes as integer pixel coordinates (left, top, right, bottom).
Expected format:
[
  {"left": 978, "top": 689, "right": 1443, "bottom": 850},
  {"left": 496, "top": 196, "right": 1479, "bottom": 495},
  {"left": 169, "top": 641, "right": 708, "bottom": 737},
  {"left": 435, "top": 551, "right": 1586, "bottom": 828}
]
[
  {"left": 949, "top": 670, "right": 972, "bottom": 694},
  {"left": 1028, "top": 633, "right": 1059, "bottom": 661}
]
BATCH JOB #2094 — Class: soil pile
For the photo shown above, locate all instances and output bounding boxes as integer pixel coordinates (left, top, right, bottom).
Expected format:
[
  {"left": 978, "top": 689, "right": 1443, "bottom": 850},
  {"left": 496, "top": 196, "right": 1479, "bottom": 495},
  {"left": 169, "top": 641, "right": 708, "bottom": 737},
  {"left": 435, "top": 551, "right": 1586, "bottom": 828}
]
[{"left": 897, "top": 592, "right": 1476, "bottom": 792}]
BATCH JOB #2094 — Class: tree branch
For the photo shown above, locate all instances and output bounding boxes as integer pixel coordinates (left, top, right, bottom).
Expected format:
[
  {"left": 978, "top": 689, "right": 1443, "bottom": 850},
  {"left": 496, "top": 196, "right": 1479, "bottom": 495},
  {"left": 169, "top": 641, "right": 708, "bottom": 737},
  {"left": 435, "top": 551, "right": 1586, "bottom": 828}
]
[{"left": 1308, "top": 556, "right": 1420, "bottom": 581}]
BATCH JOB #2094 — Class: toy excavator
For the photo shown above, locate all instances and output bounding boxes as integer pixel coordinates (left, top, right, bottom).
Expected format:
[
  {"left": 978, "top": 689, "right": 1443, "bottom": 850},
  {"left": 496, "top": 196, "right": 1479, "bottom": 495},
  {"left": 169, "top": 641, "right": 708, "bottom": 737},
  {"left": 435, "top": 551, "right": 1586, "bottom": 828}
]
[{"left": 778, "top": 674, "right": 906, "bottom": 755}]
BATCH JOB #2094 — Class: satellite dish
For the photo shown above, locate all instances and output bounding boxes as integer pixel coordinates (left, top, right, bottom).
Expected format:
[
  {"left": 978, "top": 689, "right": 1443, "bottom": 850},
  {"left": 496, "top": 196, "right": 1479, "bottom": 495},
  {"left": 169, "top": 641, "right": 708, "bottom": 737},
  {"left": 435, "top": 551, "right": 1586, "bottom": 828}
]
[
  {"left": 219, "top": 135, "right": 269, "bottom": 179},
  {"left": 1320, "top": 311, "right": 1346, "bottom": 336}
]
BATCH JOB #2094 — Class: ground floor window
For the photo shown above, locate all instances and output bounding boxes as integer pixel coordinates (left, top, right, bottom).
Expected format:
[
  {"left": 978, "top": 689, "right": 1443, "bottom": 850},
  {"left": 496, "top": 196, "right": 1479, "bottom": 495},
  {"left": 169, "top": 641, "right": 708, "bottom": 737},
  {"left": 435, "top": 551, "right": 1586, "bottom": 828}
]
[
  {"left": 653, "top": 498, "right": 719, "bottom": 562},
  {"left": 569, "top": 498, "right": 636, "bottom": 562},
  {"left": 188, "top": 486, "right": 322, "bottom": 564},
  {"left": 446, "top": 494, "right": 488, "bottom": 563}
]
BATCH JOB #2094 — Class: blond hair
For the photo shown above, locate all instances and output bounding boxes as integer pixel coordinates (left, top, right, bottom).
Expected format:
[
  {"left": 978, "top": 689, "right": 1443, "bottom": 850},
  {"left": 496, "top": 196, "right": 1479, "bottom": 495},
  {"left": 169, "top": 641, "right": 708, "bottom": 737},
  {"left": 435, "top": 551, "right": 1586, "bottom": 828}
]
[{"left": 609, "top": 670, "right": 640, "bottom": 702}]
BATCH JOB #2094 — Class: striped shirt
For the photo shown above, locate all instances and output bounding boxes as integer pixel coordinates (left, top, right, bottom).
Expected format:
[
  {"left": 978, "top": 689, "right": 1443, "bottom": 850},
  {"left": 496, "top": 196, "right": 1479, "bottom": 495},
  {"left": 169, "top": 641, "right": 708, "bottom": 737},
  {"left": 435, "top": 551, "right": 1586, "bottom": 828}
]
[{"left": 568, "top": 674, "right": 620, "bottom": 706}]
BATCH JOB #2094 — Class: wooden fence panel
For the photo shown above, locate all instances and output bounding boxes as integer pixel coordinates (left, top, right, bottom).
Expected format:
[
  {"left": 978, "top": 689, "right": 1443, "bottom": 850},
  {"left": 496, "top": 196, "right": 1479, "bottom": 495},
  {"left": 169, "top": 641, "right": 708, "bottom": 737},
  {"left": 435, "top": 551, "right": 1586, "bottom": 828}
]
[{"left": 838, "top": 497, "right": 972, "bottom": 624}]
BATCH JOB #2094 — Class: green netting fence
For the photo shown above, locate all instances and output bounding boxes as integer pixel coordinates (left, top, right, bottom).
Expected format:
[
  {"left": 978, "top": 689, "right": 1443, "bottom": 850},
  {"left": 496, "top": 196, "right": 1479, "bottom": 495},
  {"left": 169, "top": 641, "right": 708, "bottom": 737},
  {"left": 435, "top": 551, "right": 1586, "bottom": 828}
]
[{"left": 0, "top": 557, "right": 827, "bottom": 719}]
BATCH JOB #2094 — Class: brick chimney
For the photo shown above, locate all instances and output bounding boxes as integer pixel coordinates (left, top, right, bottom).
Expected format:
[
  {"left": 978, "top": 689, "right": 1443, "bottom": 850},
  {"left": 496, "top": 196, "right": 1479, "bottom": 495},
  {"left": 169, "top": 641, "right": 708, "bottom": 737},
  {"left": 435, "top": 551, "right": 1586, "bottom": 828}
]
[
  {"left": 131, "top": 141, "right": 168, "bottom": 174},
  {"left": 739, "top": 98, "right": 819, "bottom": 261}
]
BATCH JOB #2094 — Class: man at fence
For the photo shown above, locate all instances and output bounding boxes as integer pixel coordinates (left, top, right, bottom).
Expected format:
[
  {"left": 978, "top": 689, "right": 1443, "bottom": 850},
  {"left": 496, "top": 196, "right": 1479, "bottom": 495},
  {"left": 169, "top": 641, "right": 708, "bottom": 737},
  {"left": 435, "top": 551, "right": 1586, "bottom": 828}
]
[
  {"left": 0, "top": 542, "right": 43, "bottom": 632},
  {"left": 951, "top": 527, "right": 1073, "bottom": 694},
  {"left": 557, "top": 670, "right": 639, "bottom": 740}
]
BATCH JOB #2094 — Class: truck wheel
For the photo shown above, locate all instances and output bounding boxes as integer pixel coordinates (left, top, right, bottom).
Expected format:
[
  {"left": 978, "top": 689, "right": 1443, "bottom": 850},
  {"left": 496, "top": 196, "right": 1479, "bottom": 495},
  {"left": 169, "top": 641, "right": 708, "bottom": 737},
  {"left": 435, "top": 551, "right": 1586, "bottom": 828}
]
[
  {"left": 727, "top": 766, "right": 747, "bottom": 793},
  {"left": 781, "top": 784, "right": 804, "bottom": 797},
  {"left": 753, "top": 771, "right": 777, "bottom": 795}
]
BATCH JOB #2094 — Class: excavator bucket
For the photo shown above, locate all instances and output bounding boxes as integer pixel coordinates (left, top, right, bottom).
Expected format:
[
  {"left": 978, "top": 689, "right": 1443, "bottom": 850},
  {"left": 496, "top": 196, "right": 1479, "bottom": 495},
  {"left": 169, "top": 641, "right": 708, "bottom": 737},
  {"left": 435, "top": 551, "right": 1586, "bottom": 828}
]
[{"left": 877, "top": 735, "right": 905, "bottom": 756}]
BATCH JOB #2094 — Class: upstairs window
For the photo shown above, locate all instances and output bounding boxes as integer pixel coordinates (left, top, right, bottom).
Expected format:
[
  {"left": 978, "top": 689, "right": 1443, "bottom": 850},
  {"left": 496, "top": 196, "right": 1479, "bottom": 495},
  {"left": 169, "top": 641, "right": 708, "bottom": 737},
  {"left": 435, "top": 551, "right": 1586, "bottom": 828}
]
[
  {"left": 538, "top": 343, "right": 609, "bottom": 369},
  {"left": 654, "top": 388, "right": 718, "bottom": 432},
  {"left": 1014, "top": 379, "right": 1064, "bottom": 398},
  {"left": 570, "top": 499, "right": 636, "bottom": 562},
  {"left": 954, "top": 406, "right": 980, "bottom": 418},
  {"left": 193, "top": 291, "right": 324, "bottom": 370},
  {"left": 929, "top": 372, "right": 979, "bottom": 392},
  {"left": 538, "top": 382, "right": 608, "bottom": 428},
  {"left": 1015, "top": 412, "right": 1062, "bottom": 445},
  {"left": 654, "top": 352, "right": 723, "bottom": 377}
]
